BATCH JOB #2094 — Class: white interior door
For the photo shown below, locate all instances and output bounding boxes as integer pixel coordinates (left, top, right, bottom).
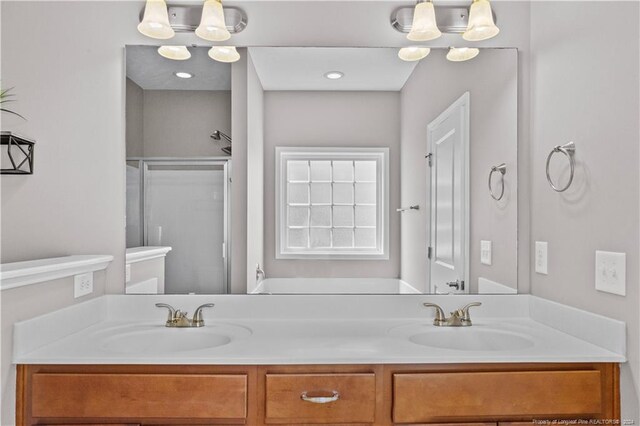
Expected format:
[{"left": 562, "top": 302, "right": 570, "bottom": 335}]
[{"left": 428, "top": 93, "right": 470, "bottom": 294}]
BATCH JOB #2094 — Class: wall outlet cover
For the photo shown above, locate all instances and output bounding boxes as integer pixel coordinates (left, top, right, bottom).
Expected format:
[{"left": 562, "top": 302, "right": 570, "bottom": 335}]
[
  {"left": 535, "top": 241, "right": 548, "bottom": 275},
  {"left": 74, "top": 272, "right": 94, "bottom": 298},
  {"left": 595, "top": 251, "right": 626, "bottom": 296},
  {"left": 480, "top": 240, "right": 492, "bottom": 265}
]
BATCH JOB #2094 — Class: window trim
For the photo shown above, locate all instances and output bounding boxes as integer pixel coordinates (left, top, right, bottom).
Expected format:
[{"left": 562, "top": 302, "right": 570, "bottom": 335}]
[{"left": 275, "top": 146, "right": 389, "bottom": 260}]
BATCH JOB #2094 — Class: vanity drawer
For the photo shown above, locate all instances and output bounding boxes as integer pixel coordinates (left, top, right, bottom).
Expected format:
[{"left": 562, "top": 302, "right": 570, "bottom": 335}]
[
  {"left": 265, "top": 373, "right": 376, "bottom": 424},
  {"left": 393, "top": 370, "right": 603, "bottom": 423},
  {"left": 31, "top": 373, "right": 248, "bottom": 420}
]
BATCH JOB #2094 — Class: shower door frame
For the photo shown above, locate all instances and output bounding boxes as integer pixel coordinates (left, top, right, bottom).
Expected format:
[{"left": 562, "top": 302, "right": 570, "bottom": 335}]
[{"left": 127, "top": 157, "right": 232, "bottom": 294}]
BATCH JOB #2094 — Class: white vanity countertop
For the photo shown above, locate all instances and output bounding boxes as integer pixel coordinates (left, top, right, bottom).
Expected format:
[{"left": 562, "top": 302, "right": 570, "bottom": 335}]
[{"left": 13, "top": 295, "right": 626, "bottom": 365}]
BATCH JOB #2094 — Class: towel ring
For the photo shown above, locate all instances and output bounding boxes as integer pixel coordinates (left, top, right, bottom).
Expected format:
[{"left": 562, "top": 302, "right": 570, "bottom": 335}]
[
  {"left": 488, "top": 163, "right": 507, "bottom": 201},
  {"left": 546, "top": 141, "right": 575, "bottom": 192}
]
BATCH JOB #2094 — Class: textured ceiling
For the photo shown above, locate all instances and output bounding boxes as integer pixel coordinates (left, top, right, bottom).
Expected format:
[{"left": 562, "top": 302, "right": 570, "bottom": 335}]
[
  {"left": 249, "top": 47, "right": 419, "bottom": 91},
  {"left": 126, "top": 45, "right": 231, "bottom": 91}
]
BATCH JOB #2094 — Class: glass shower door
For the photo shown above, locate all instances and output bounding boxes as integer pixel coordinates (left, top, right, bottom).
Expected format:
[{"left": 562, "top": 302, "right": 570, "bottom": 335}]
[{"left": 144, "top": 161, "right": 229, "bottom": 294}]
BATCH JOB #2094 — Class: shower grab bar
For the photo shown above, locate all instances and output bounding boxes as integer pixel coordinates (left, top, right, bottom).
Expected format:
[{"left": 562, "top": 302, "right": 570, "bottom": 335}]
[
  {"left": 546, "top": 141, "right": 575, "bottom": 192},
  {"left": 488, "top": 163, "right": 507, "bottom": 201}
]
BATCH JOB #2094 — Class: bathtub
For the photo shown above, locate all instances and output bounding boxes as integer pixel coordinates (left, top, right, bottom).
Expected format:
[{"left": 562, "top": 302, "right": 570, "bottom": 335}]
[{"left": 250, "top": 278, "right": 421, "bottom": 294}]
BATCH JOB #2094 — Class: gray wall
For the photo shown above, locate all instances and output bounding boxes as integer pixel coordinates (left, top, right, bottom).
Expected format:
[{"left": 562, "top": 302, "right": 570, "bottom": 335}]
[
  {"left": 126, "top": 78, "right": 144, "bottom": 157},
  {"left": 246, "top": 53, "right": 265, "bottom": 292},
  {"left": 400, "top": 49, "right": 518, "bottom": 293},
  {"left": 230, "top": 50, "right": 249, "bottom": 293},
  {"left": 263, "top": 91, "right": 401, "bottom": 278},
  {"left": 529, "top": 1, "right": 639, "bottom": 419},
  {"left": 142, "top": 90, "right": 231, "bottom": 157},
  {"left": 125, "top": 83, "right": 232, "bottom": 158}
]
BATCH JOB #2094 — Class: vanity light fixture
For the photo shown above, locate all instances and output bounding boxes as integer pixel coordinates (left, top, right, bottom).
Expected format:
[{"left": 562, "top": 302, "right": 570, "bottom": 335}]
[
  {"left": 196, "top": 0, "right": 231, "bottom": 42},
  {"left": 398, "top": 47, "right": 431, "bottom": 62},
  {"left": 174, "top": 71, "right": 194, "bottom": 79},
  {"left": 324, "top": 71, "right": 344, "bottom": 80},
  {"left": 407, "top": 0, "right": 441, "bottom": 41},
  {"left": 463, "top": 0, "right": 500, "bottom": 41},
  {"left": 158, "top": 46, "right": 191, "bottom": 60},
  {"left": 208, "top": 46, "right": 240, "bottom": 63},
  {"left": 138, "top": 0, "right": 175, "bottom": 39},
  {"left": 446, "top": 47, "right": 480, "bottom": 62}
]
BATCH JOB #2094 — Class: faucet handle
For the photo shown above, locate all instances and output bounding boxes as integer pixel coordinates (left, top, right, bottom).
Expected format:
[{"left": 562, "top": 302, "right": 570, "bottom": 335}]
[
  {"left": 422, "top": 303, "right": 446, "bottom": 325},
  {"left": 155, "top": 303, "right": 176, "bottom": 322},
  {"left": 459, "top": 302, "right": 482, "bottom": 322},
  {"left": 192, "top": 303, "right": 215, "bottom": 326}
]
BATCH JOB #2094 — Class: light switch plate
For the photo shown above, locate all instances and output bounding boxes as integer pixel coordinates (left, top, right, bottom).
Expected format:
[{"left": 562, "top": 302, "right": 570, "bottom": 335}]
[
  {"left": 535, "top": 241, "right": 548, "bottom": 275},
  {"left": 74, "top": 272, "right": 93, "bottom": 298},
  {"left": 480, "top": 240, "right": 492, "bottom": 265},
  {"left": 125, "top": 264, "right": 131, "bottom": 283},
  {"left": 595, "top": 251, "right": 626, "bottom": 296}
]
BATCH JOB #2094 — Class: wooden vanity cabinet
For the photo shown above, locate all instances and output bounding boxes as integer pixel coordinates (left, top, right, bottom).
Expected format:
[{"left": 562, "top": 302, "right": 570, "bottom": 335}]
[{"left": 17, "top": 363, "right": 619, "bottom": 426}]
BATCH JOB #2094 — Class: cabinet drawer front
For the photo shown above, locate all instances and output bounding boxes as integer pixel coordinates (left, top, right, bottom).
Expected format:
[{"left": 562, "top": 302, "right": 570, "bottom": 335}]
[
  {"left": 265, "top": 373, "right": 376, "bottom": 424},
  {"left": 393, "top": 370, "right": 602, "bottom": 423},
  {"left": 32, "top": 373, "right": 247, "bottom": 419}
]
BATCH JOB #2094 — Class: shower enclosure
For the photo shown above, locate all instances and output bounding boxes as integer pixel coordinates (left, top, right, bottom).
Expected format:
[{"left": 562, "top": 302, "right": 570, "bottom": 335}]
[{"left": 126, "top": 158, "right": 231, "bottom": 294}]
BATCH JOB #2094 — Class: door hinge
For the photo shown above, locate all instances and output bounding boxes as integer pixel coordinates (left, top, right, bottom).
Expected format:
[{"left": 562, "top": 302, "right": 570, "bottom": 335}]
[
  {"left": 427, "top": 246, "right": 432, "bottom": 259},
  {"left": 425, "top": 153, "right": 433, "bottom": 167}
]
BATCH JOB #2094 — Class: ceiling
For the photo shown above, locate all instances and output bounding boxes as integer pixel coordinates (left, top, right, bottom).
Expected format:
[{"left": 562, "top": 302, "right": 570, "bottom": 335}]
[
  {"left": 126, "top": 45, "right": 231, "bottom": 91},
  {"left": 249, "top": 47, "right": 418, "bottom": 91}
]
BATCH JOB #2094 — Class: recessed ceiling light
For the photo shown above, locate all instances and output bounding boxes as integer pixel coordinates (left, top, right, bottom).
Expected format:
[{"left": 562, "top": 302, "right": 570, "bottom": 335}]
[
  {"left": 175, "top": 71, "right": 194, "bottom": 79},
  {"left": 324, "top": 71, "right": 344, "bottom": 80}
]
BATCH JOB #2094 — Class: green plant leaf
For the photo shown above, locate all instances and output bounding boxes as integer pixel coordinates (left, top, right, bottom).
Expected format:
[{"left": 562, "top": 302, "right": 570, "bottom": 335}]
[{"left": 0, "top": 86, "right": 26, "bottom": 120}]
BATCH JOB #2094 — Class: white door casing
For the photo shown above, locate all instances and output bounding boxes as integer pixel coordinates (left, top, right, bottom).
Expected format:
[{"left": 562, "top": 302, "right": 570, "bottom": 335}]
[{"left": 428, "top": 92, "right": 470, "bottom": 294}]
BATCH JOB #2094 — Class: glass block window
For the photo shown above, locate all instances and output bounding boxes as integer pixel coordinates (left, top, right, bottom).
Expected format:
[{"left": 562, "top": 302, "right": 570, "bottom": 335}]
[{"left": 276, "top": 147, "right": 389, "bottom": 259}]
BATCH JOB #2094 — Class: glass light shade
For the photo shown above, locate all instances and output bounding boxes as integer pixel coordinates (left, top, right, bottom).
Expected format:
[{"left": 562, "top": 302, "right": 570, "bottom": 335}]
[
  {"left": 158, "top": 46, "right": 191, "bottom": 60},
  {"left": 446, "top": 47, "right": 480, "bottom": 62},
  {"left": 208, "top": 46, "right": 240, "bottom": 63},
  {"left": 195, "top": 0, "right": 231, "bottom": 42},
  {"left": 398, "top": 47, "right": 431, "bottom": 62},
  {"left": 137, "top": 0, "right": 175, "bottom": 40},
  {"left": 407, "top": 1, "right": 442, "bottom": 42},
  {"left": 463, "top": 0, "right": 500, "bottom": 41}
]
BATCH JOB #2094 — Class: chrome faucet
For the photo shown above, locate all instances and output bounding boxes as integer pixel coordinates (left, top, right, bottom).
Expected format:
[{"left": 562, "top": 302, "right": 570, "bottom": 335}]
[
  {"left": 155, "top": 303, "right": 215, "bottom": 328},
  {"left": 256, "top": 263, "right": 265, "bottom": 284},
  {"left": 422, "top": 302, "right": 482, "bottom": 327}
]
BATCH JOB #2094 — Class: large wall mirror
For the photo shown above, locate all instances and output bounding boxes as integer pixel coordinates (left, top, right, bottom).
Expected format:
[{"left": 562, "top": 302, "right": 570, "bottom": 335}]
[{"left": 125, "top": 46, "right": 518, "bottom": 296}]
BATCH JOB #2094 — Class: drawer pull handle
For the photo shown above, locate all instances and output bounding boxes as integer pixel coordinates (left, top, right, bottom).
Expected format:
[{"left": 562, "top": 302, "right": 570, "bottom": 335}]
[{"left": 300, "top": 390, "right": 340, "bottom": 404}]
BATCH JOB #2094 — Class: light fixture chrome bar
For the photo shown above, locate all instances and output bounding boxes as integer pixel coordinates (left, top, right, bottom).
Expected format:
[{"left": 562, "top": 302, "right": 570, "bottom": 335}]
[
  {"left": 140, "top": 5, "right": 247, "bottom": 34},
  {"left": 391, "top": 6, "right": 495, "bottom": 34}
]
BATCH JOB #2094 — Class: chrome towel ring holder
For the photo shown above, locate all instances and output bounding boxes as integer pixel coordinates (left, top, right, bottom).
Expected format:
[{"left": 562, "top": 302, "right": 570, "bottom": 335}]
[
  {"left": 546, "top": 141, "right": 576, "bottom": 192},
  {"left": 488, "top": 163, "right": 507, "bottom": 201}
]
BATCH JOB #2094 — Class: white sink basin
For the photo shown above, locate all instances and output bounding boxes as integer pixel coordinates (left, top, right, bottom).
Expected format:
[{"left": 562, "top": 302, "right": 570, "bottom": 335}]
[
  {"left": 98, "top": 324, "right": 251, "bottom": 354},
  {"left": 409, "top": 328, "right": 535, "bottom": 352}
]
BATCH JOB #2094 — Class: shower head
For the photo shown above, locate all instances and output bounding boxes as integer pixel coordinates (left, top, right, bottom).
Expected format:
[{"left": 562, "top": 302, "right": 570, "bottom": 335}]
[{"left": 210, "top": 130, "right": 232, "bottom": 143}]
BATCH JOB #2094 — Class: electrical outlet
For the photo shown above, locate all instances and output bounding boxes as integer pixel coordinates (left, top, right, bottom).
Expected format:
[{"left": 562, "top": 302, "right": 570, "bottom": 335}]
[
  {"left": 125, "top": 264, "right": 131, "bottom": 283},
  {"left": 74, "top": 272, "right": 94, "bottom": 298},
  {"left": 480, "top": 240, "right": 492, "bottom": 265},
  {"left": 535, "top": 241, "right": 548, "bottom": 275},
  {"left": 595, "top": 251, "right": 626, "bottom": 296}
]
